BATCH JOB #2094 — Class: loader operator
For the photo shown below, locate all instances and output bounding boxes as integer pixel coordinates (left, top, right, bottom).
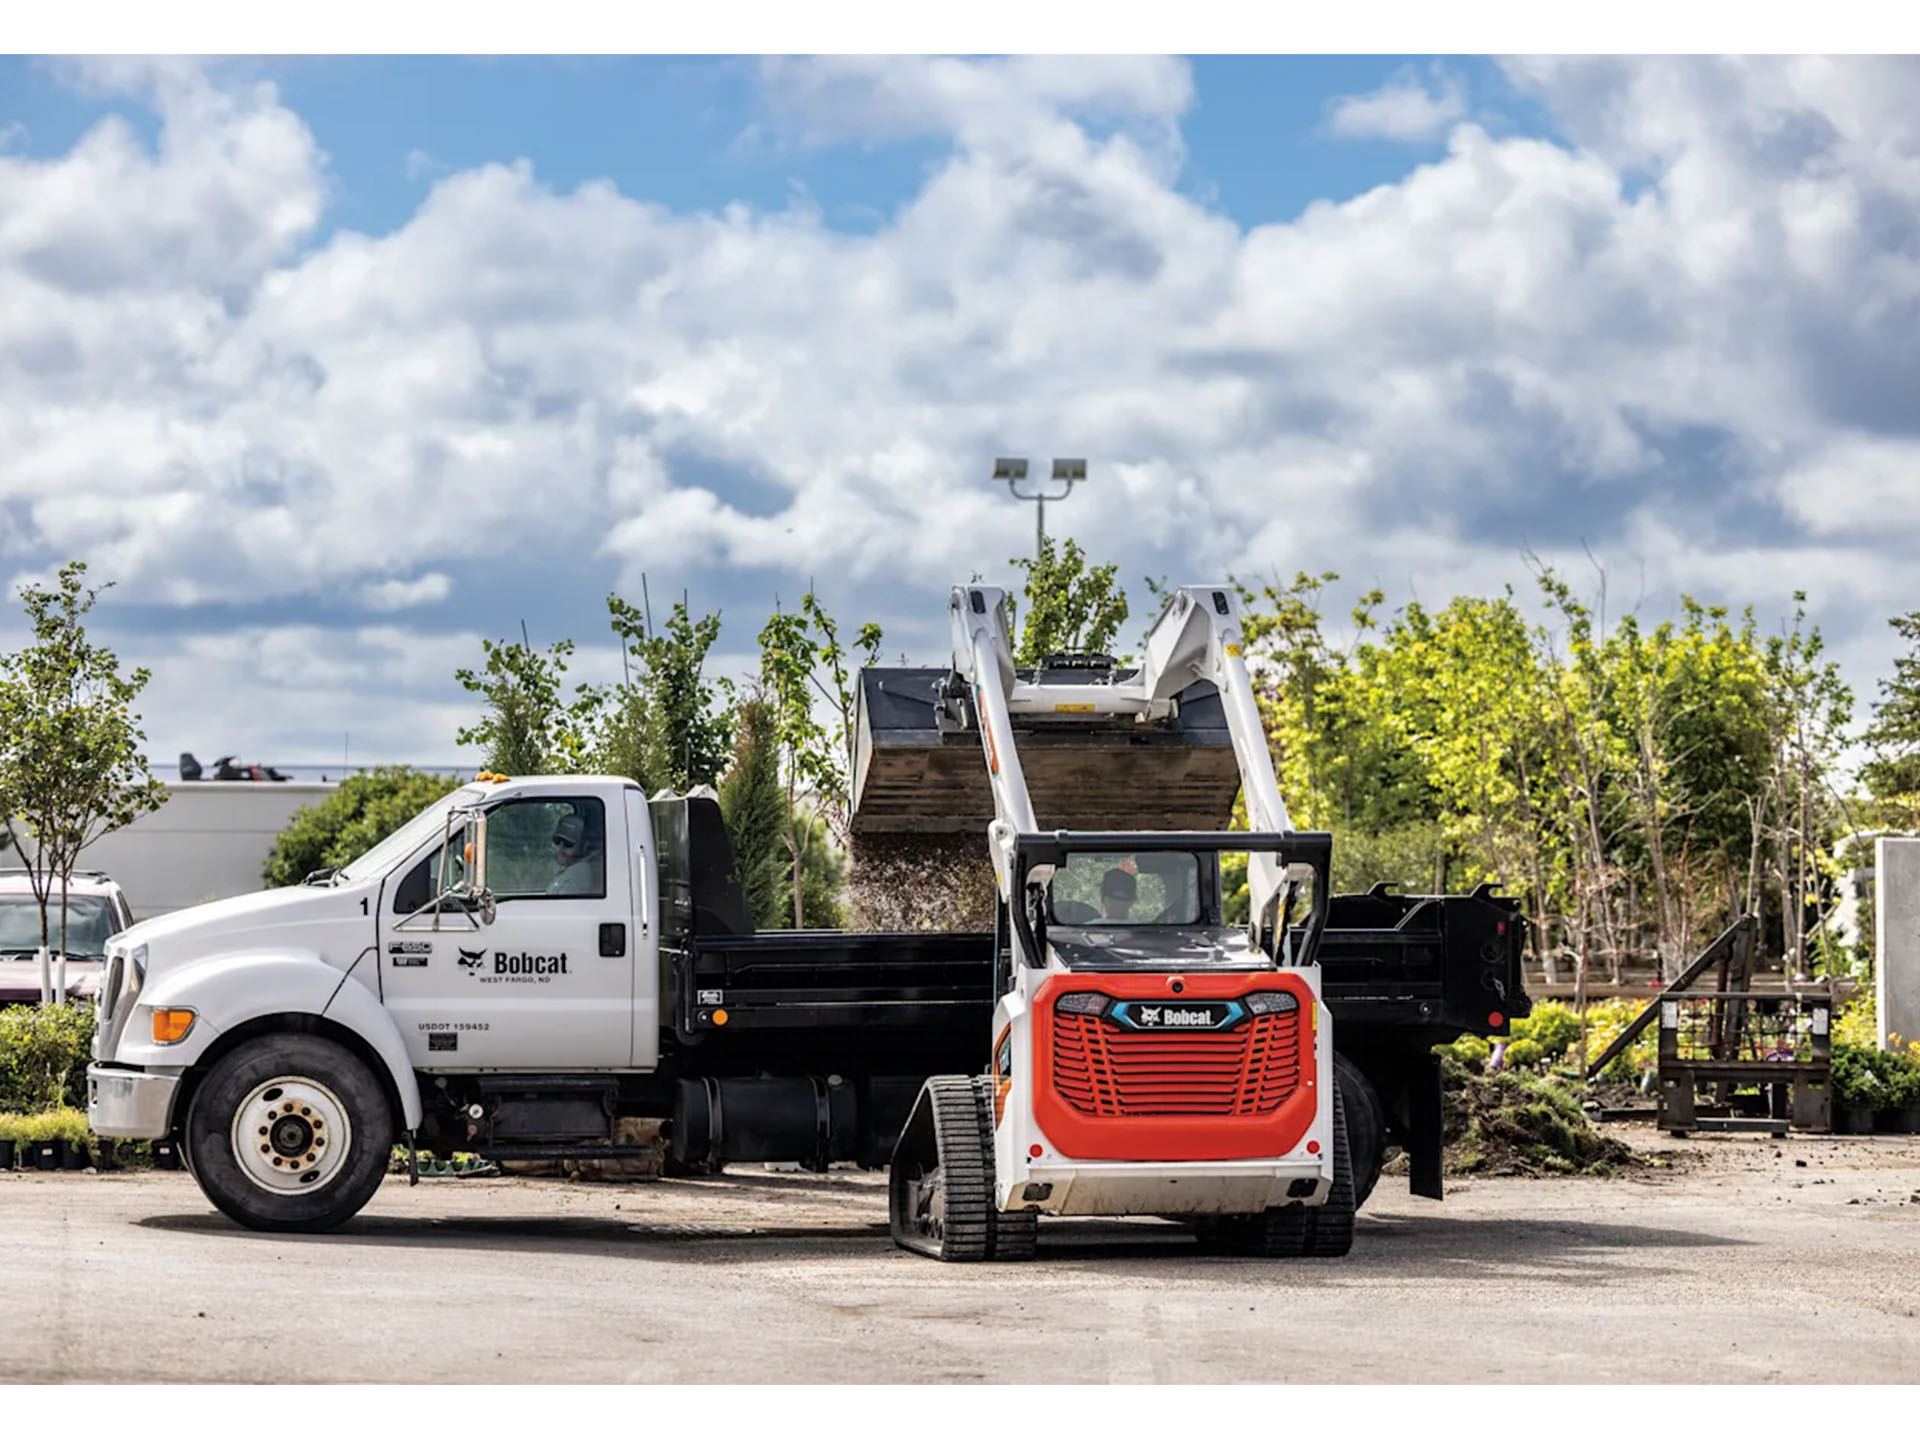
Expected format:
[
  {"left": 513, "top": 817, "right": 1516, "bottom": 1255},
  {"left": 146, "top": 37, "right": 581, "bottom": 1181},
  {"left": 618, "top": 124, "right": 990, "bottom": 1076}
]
[{"left": 1100, "top": 866, "right": 1137, "bottom": 922}]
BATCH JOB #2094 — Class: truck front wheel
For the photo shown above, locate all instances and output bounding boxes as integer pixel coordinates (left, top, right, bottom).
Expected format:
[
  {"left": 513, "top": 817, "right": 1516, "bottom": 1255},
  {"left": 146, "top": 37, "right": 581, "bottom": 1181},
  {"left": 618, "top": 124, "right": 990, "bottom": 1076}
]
[{"left": 185, "top": 1034, "right": 395, "bottom": 1233}]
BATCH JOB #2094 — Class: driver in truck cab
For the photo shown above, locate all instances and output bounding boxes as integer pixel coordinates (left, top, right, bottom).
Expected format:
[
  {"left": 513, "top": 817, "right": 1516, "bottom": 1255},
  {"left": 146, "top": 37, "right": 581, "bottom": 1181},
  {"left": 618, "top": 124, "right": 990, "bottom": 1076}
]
[{"left": 547, "top": 813, "right": 603, "bottom": 895}]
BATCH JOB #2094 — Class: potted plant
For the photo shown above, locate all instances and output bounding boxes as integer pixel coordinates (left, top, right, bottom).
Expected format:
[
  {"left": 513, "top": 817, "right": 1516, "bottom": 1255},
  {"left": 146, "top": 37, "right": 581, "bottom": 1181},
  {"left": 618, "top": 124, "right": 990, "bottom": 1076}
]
[
  {"left": 0, "top": 1112, "right": 21, "bottom": 1171},
  {"left": 19, "top": 1111, "right": 65, "bottom": 1169},
  {"left": 1831, "top": 1044, "right": 1886, "bottom": 1134},
  {"left": 1881, "top": 1055, "right": 1920, "bottom": 1135}
]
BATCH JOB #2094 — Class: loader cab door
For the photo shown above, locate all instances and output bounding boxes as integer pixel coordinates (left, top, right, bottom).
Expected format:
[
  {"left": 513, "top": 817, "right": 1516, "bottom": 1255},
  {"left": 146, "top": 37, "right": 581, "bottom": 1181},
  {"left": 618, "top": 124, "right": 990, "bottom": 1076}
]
[{"left": 379, "top": 792, "right": 636, "bottom": 1070}]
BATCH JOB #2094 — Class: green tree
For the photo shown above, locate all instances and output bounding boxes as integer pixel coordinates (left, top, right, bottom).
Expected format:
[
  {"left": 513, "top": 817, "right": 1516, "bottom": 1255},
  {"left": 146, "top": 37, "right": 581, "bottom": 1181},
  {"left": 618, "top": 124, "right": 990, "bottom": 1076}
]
[
  {"left": 758, "top": 592, "right": 882, "bottom": 926},
  {"left": 1009, "top": 535, "right": 1129, "bottom": 664},
  {"left": 606, "top": 594, "right": 734, "bottom": 792},
  {"left": 0, "top": 562, "right": 167, "bottom": 1005},
  {"left": 718, "top": 693, "right": 790, "bottom": 929},
  {"left": 263, "top": 767, "right": 465, "bottom": 888},
  {"left": 1758, "top": 596, "right": 1853, "bottom": 977},
  {"left": 1862, "top": 612, "right": 1920, "bottom": 816},
  {"left": 455, "top": 631, "right": 592, "bottom": 774}
]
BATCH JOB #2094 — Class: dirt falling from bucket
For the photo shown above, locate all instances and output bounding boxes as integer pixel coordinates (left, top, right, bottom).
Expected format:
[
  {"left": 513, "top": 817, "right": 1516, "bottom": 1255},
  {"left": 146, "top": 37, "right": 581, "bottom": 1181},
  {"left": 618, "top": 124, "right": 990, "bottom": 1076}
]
[{"left": 847, "top": 832, "right": 998, "bottom": 932}]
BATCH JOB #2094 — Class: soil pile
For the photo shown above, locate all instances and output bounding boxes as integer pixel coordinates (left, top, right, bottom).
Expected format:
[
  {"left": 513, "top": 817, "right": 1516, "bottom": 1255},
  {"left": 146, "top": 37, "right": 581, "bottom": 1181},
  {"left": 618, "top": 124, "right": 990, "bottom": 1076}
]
[{"left": 1439, "top": 1058, "right": 1639, "bottom": 1176}]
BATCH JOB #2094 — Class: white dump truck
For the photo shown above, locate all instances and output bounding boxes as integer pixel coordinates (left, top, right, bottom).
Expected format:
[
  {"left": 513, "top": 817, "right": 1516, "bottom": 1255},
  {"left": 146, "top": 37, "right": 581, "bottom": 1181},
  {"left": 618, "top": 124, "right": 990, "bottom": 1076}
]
[{"left": 90, "top": 585, "right": 1529, "bottom": 1256}]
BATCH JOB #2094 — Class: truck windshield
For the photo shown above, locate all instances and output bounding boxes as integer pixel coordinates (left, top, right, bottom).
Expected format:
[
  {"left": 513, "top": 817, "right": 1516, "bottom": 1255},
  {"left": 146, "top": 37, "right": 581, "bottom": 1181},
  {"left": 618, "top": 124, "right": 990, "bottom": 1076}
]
[
  {"left": 334, "top": 789, "right": 478, "bottom": 884},
  {"left": 1047, "top": 851, "right": 1200, "bottom": 926}
]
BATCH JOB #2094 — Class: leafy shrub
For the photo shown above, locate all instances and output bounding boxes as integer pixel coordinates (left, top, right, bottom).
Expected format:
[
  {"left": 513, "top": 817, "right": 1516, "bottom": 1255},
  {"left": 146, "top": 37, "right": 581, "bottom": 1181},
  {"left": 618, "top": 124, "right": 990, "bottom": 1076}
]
[
  {"left": 1443, "top": 1033, "right": 1492, "bottom": 1068},
  {"left": 1833, "top": 995, "right": 1879, "bottom": 1050},
  {"left": 262, "top": 767, "right": 462, "bottom": 888},
  {"left": 0, "top": 1003, "right": 96, "bottom": 1109},
  {"left": 1502, "top": 1037, "right": 1545, "bottom": 1069},
  {"left": 0, "top": 1107, "right": 93, "bottom": 1143},
  {"left": 1831, "top": 1044, "right": 1887, "bottom": 1110},
  {"left": 1511, "top": 1001, "right": 1582, "bottom": 1059}
]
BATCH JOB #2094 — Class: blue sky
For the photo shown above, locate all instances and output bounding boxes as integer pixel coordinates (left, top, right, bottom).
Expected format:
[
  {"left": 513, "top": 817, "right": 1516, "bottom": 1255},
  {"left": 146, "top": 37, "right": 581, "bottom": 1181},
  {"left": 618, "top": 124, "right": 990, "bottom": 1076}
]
[
  {"left": 0, "top": 56, "right": 1915, "bottom": 769},
  {"left": 0, "top": 56, "right": 1539, "bottom": 238}
]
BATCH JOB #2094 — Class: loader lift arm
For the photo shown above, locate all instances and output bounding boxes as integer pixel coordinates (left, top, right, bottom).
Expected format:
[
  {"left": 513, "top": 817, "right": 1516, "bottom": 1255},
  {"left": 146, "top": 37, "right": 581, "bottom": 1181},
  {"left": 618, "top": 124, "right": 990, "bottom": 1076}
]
[{"left": 948, "top": 583, "right": 1300, "bottom": 952}]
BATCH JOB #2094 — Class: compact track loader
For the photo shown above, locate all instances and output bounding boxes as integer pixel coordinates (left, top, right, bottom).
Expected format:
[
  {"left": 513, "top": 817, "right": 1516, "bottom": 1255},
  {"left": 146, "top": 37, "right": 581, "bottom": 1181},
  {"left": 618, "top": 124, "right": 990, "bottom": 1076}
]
[{"left": 877, "top": 584, "right": 1360, "bottom": 1258}]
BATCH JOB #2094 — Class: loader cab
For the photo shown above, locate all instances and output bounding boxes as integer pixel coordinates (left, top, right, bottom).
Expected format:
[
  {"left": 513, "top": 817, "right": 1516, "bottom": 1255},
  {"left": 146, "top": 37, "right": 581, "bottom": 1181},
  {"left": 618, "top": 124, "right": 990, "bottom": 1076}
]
[
  {"left": 1045, "top": 850, "right": 1211, "bottom": 928},
  {"left": 1040, "top": 847, "right": 1275, "bottom": 972}
]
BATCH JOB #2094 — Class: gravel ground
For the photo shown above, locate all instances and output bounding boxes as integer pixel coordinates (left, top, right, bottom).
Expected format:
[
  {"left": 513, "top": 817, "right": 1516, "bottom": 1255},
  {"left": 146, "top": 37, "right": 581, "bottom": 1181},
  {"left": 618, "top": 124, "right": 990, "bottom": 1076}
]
[{"left": 3, "top": 1125, "right": 1917, "bottom": 1383}]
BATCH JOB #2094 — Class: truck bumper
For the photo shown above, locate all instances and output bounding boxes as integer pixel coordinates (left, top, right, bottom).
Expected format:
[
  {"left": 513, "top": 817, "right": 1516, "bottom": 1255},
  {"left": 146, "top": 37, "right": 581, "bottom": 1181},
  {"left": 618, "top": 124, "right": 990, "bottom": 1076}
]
[
  {"left": 1007, "top": 1157, "right": 1330, "bottom": 1217},
  {"left": 87, "top": 1065, "right": 182, "bottom": 1140}
]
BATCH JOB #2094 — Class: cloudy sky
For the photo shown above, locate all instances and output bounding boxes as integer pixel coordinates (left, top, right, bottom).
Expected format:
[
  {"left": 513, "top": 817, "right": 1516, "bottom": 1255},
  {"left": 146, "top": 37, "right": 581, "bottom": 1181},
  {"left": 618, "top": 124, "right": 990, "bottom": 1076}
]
[{"left": 1, "top": 54, "right": 1917, "bottom": 776}]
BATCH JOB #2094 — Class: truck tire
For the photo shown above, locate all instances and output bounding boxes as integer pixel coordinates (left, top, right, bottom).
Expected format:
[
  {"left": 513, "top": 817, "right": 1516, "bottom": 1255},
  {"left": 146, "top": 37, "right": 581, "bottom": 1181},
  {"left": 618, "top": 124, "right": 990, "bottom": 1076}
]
[
  {"left": 1333, "top": 1052, "right": 1385, "bottom": 1210},
  {"left": 889, "top": 1076, "right": 1035, "bottom": 1262},
  {"left": 185, "top": 1034, "right": 394, "bottom": 1233},
  {"left": 1201, "top": 1072, "right": 1356, "bottom": 1258}
]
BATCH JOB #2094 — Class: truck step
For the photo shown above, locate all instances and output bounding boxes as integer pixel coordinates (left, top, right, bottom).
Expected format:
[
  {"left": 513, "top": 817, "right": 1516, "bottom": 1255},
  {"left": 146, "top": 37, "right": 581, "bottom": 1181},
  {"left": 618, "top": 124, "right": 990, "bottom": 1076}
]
[{"left": 476, "top": 1145, "right": 659, "bottom": 1161}]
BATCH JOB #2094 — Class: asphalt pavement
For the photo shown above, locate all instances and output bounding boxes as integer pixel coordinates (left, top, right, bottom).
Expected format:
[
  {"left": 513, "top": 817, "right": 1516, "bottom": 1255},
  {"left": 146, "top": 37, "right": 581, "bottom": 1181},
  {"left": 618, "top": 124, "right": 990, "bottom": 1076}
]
[{"left": 4, "top": 1129, "right": 1918, "bottom": 1383}]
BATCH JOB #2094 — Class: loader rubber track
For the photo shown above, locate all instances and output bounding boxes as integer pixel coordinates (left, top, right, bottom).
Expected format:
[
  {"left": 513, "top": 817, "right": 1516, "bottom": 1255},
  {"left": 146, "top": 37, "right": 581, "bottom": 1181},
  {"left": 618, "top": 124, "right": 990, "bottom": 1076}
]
[
  {"left": 1202, "top": 1074, "right": 1356, "bottom": 1258},
  {"left": 890, "top": 1075, "right": 1037, "bottom": 1262}
]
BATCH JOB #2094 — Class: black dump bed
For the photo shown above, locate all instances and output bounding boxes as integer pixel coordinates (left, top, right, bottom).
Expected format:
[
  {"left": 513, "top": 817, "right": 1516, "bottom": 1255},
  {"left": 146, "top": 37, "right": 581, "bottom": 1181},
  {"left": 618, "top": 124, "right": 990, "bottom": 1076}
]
[
  {"left": 649, "top": 796, "right": 1528, "bottom": 1077},
  {"left": 651, "top": 796, "right": 990, "bottom": 1075}
]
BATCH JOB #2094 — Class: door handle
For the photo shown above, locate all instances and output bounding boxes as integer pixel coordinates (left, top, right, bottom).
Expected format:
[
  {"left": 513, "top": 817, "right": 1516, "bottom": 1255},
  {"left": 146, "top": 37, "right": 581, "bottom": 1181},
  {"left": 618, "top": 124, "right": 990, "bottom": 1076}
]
[{"left": 599, "top": 923, "right": 626, "bottom": 957}]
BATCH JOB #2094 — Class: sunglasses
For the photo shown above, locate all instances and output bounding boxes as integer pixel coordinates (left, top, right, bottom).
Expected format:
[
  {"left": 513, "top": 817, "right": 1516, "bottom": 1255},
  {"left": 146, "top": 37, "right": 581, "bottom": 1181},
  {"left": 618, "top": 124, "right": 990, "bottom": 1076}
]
[{"left": 551, "top": 836, "right": 577, "bottom": 851}]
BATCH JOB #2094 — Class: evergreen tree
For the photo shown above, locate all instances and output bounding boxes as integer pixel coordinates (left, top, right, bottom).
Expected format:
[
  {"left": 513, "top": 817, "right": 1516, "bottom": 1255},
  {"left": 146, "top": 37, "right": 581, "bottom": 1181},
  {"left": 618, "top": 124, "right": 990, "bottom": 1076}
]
[{"left": 719, "top": 694, "right": 790, "bottom": 929}]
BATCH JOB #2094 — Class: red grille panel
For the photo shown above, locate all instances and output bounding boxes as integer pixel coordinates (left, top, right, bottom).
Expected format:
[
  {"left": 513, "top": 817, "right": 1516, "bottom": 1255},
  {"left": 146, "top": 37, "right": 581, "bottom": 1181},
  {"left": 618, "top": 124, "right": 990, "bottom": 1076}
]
[{"left": 1051, "top": 1012, "right": 1303, "bottom": 1117}]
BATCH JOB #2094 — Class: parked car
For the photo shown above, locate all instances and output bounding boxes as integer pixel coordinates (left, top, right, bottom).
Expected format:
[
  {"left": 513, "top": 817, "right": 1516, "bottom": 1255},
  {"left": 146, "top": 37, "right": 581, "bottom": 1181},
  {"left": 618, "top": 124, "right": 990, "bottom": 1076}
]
[{"left": 0, "top": 870, "right": 136, "bottom": 1005}]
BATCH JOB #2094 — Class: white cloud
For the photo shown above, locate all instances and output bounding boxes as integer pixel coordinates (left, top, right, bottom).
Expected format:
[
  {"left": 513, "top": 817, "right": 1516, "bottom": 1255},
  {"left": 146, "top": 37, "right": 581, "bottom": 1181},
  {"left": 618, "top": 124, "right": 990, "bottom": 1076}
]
[
  {"left": 359, "top": 572, "right": 453, "bottom": 611},
  {"left": 4, "top": 56, "right": 1920, "bottom": 762},
  {"left": 1326, "top": 73, "right": 1466, "bottom": 142}
]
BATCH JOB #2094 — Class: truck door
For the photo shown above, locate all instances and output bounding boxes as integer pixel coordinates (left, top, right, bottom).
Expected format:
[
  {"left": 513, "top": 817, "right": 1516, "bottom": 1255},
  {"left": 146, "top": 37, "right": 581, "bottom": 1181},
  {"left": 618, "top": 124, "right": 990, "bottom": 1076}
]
[
  {"left": 379, "top": 791, "right": 635, "bottom": 1070},
  {"left": 624, "top": 786, "right": 660, "bottom": 1070}
]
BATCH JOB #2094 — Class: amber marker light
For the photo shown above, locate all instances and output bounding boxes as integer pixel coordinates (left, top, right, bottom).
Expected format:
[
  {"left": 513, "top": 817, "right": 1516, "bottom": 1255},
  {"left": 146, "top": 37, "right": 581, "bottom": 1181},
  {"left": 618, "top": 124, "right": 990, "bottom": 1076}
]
[
  {"left": 712, "top": 1009, "right": 729, "bottom": 1026},
  {"left": 151, "top": 1009, "right": 196, "bottom": 1044}
]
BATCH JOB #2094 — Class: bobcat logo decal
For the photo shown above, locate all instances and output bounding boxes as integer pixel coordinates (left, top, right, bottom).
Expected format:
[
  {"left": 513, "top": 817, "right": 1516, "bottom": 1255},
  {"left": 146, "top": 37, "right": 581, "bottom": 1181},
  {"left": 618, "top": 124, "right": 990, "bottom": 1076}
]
[
  {"left": 457, "top": 946, "right": 487, "bottom": 971},
  {"left": 1140, "top": 1007, "right": 1162, "bottom": 1025}
]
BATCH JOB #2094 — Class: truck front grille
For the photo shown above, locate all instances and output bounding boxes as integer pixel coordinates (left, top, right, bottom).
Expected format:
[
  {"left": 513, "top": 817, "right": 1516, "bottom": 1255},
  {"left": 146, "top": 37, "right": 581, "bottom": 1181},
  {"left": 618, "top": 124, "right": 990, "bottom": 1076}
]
[{"left": 1051, "top": 1012, "right": 1303, "bottom": 1117}]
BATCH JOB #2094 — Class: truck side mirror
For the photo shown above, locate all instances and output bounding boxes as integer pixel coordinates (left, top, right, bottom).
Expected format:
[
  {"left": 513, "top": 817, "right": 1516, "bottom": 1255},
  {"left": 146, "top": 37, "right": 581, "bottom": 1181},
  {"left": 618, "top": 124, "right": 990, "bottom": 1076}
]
[{"left": 439, "top": 808, "right": 496, "bottom": 925}]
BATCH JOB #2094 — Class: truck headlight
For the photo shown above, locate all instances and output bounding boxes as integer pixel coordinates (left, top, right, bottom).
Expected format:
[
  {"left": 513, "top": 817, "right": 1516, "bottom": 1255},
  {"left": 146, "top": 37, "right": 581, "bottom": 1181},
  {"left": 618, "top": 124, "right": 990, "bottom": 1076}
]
[{"left": 1246, "top": 990, "right": 1299, "bottom": 1015}]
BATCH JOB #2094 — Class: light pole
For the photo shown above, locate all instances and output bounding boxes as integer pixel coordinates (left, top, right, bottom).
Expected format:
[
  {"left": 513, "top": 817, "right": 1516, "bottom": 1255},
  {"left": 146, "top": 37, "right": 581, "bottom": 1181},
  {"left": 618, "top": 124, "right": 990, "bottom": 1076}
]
[{"left": 992, "top": 457, "right": 1087, "bottom": 565}]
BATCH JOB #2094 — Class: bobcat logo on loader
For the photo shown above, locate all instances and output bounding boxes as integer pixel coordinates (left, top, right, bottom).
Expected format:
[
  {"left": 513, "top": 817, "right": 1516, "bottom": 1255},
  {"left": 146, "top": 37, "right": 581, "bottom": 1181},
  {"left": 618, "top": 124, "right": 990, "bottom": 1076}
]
[
  {"left": 457, "top": 946, "right": 487, "bottom": 971},
  {"left": 1140, "top": 1007, "right": 1163, "bottom": 1025}
]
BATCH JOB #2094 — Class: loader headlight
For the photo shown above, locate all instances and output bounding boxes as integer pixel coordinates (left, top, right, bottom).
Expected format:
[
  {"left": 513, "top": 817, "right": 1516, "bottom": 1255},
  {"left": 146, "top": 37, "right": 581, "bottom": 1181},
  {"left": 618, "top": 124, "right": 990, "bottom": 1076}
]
[
  {"left": 1245, "top": 990, "right": 1299, "bottom": 1015},
  {"left": 1054, "top": 991, "right": 1112, "bottom": 1016}
]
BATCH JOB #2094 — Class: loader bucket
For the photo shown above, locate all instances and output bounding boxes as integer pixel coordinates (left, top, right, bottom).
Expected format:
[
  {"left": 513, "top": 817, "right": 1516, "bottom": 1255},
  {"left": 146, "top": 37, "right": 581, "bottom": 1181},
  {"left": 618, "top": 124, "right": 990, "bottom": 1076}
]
[{"left": 850, "top": 668, "right": 1244, "bottom": 836}]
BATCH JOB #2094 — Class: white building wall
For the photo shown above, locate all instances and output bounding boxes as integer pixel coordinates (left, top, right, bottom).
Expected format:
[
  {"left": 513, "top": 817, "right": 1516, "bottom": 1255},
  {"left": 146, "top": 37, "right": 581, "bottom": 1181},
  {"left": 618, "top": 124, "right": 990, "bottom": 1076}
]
[
  {"left": 1877, "top": 837, "right": 1920, "bottom": 1051},
  {"left": 66, "top": 782, "right": 338, "bottom": 920}
]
